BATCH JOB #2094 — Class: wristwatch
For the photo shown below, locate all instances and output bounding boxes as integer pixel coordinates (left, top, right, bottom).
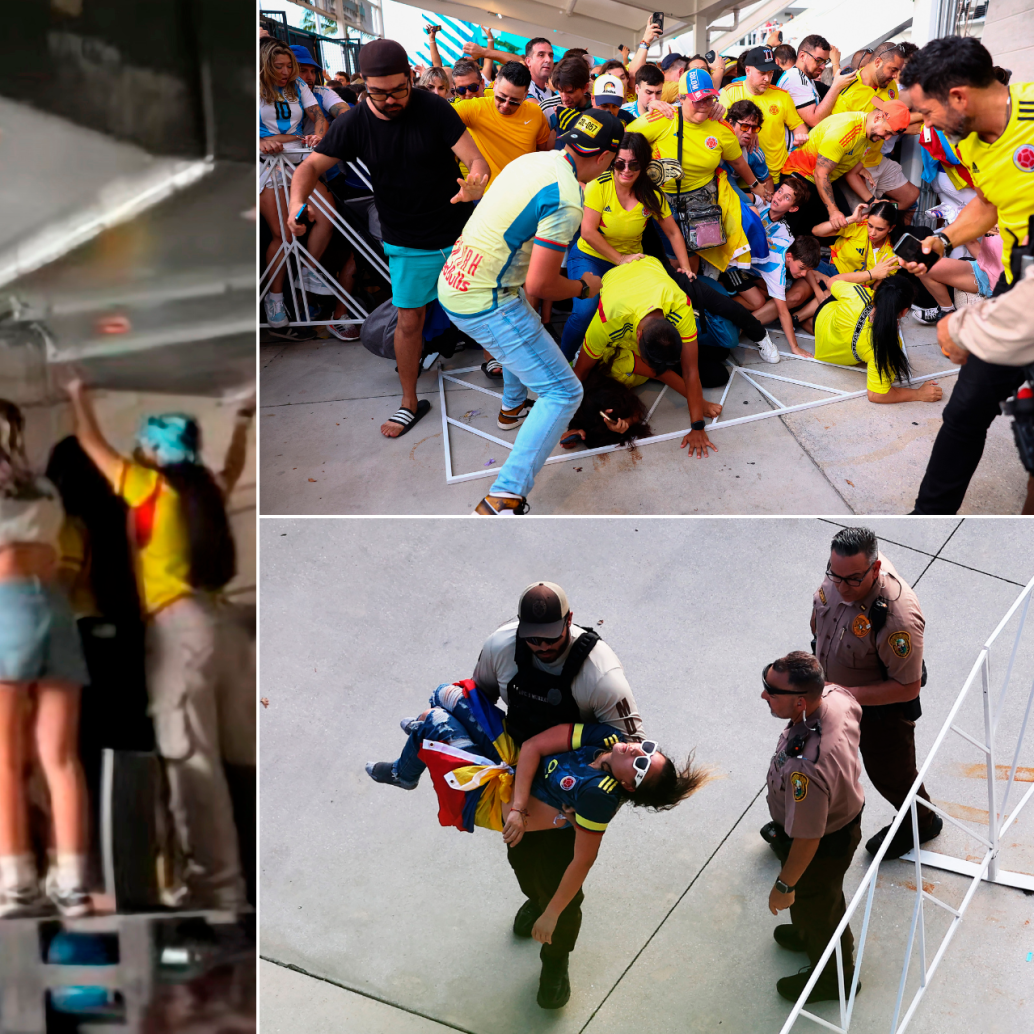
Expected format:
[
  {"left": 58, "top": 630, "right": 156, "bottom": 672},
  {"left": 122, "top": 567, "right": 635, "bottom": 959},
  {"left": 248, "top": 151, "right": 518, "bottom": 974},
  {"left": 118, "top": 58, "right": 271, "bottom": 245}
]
[
  {"left": 933, "top": 229, "right": 953, "bottom": 251},
  {"left": 577, "top": 276, "right": 592, "bottom": 300},
  {"left": 775, "top": 877, "right": 796, "bottom": 894},
  {"left": 690, "top": 419, "right": 706, "bottom": 432},
  {"left": 748, "top": 178, "right": 760, "bottom": 190}
]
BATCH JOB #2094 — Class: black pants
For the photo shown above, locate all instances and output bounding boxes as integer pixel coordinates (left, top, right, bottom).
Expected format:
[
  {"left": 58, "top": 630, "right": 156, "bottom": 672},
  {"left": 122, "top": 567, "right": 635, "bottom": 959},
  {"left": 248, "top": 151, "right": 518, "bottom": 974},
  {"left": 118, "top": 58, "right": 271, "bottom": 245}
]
[
  {"left": 859, "top": 706, "right": 934, "bottom": 828},
  {"left": 913, "top": 350, "right": 1025, "bottom": 513},
  {"left": 773, "top": 813, "right": 862, "bottom": 981},
  {"left": 507, "top": 826, "right": 582, "bottom": 959},
  {"left": 784, "top": 176, "right": 852, "bottom": 241}
]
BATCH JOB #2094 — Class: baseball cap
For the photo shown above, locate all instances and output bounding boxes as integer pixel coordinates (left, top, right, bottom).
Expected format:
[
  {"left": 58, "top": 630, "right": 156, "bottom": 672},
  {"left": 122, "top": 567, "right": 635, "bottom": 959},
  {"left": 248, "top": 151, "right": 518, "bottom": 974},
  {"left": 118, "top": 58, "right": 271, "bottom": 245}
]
[
  {"left": 660, "top": 53, "right": 688, "bottom": 72},
  {"left": 517, "top": 582, "right": 571, "bottom": 639},
  {"left": 592, "top": 73, "right": 624, "bottom": 103},
  {"left": 559, "top": 109, "right": 624, "bottom": 154},
  {"left": 871, "top": 97, "right": 911, "bottom": 132},
  {"left": 359, "top": 38, "right": 409, "bottom": 78},
  {"left": 290, "top": 45, "right": 319, "bottom": 68},
  {"left": 678, "top": 67, "right": 718, "bottom": 101},
  {"left": 744, "top": 45, "right": 779, "bottom": 72}
]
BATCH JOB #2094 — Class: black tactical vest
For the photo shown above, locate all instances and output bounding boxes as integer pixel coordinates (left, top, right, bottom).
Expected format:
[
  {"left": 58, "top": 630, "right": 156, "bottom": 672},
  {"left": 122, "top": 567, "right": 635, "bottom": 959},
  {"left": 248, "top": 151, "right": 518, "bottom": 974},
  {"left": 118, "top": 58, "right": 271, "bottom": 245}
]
[{"left": 505, "top": 626, "right": 601, "bottom": 746}]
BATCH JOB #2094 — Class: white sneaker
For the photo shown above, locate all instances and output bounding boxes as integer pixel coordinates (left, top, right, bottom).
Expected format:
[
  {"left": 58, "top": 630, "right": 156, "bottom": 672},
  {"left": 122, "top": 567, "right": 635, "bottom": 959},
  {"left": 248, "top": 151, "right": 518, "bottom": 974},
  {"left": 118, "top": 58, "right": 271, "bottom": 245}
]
[
  {"left": 757, "top": 332, "right": 780, "bottom": 363},
  {"left": 0, "top": 887, "right": 56, "bottom": 919},
  {"left": 301, "top": 268, "right": 334, "bottom": 295},
  {"left": 263, "top": 295, "right": 289, "bottom": 328}
]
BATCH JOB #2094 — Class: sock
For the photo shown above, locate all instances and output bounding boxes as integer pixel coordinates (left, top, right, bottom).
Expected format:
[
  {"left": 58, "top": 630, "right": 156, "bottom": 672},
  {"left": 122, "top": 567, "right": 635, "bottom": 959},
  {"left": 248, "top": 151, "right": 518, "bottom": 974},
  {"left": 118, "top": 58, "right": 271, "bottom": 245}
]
[
  {"left": 55, "top": 853, "right": 88, "bottom": 892},
  {"left": 269, "top": 291, "right": 284, "bottom": 304},
  {"left": 488, "top": 491, "right": 522, "bottom": 500},
  {"left": 0, "top": 854, "right": 37, "bottom": 891},
  {"left": 940, "top": 305, "right": 956, "bottom": 314}
]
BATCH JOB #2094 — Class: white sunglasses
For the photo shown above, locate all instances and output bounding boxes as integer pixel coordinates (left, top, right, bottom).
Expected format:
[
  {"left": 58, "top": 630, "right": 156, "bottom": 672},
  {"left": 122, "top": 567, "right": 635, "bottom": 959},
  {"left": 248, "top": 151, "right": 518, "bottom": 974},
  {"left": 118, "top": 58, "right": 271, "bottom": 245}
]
[{"left": 632, "top": 740, "right": 659, "bottom": 788}]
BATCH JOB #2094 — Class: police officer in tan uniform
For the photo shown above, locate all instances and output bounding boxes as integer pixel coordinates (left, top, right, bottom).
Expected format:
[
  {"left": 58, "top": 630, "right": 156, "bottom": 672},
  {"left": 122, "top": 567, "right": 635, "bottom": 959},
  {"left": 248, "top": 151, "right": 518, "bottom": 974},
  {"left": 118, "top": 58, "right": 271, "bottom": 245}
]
[
  {"left": 763, "top": 652, "right": 866, "bottom": 1003},
  {"left": 810, "top": 526, "right": 943, "bottom": 859}
]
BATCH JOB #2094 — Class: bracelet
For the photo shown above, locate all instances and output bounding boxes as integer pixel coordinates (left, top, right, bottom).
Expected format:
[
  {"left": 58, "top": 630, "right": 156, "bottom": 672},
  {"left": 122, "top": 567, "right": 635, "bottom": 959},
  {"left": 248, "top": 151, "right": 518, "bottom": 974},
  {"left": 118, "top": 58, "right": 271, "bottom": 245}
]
[
  {"left": 639, "top": 41, "right": 649, "bottom": 48},
  {"left": 690, "top": 419, "right": 706, "bottom": 432},
  {"left": 933, "top": 229, "right": 952, "bottom": 250},
  {"left": 866, "top": 270, "right": 872, "bottom": 281}
]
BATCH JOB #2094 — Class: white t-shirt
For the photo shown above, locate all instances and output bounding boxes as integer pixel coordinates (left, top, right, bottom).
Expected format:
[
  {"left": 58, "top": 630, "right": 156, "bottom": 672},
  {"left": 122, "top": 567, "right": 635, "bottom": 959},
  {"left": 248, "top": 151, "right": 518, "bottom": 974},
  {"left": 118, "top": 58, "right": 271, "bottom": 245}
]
[
  {"left": 777, "top": 67, "right": 820, "bottom": 151},
  {"left": 472, "top": 620, "right": 643, "bottom": 738},
  {"left": 0, "top": 477, "right": 64, "bottom": 549}
]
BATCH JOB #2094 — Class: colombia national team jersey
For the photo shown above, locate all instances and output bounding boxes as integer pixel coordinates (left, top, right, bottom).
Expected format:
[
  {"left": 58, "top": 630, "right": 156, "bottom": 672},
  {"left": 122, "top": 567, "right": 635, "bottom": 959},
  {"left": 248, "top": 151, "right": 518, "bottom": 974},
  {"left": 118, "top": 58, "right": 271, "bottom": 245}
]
[
  {"left": 530, "top": 723, "right": 626, "bottom": 833},
  {"left": 577, "top": 172, "right": 672, "bottom": 260},
  {"left": 781, "top": 111, "right": 868, "bottom": 182},
  {"left": 829, "top": 220, "right": 897, "bottom": 276},
  {"left": 957, "top": 81, "right": 1034, "bottom": 283},
  {"left": 831, "top": 78, "right": 900, "bottom": 167},
  {"left": 626, "top": 110, "right": 741, "bottom": 193}
]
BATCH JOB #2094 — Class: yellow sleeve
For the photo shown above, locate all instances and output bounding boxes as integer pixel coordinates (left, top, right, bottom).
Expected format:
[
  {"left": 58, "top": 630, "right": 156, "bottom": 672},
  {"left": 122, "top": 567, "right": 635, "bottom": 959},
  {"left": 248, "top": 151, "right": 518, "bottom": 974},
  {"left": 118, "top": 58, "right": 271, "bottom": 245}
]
[
  {"left": 582, "top": 309, "right": 608, "bottom": 360},
  {"left": 117, "top": 460, "right": 161, "bottom": 506},
  {"left": 663, "top": 288, "right": 698, "bottom": 342},
  {"left": 582, "top": 177, "right": 604, "bottom": 214},
  {"left": 451, "top": 98, "right": 476, "bottom": 127},
  {"left": 817, "top": 130, "right": 847, "bottom": 165},
  {"left": 865, "top": 348, "right": 894, "bottom": 394},
  {"left": 626, "top": 110, "right": 670, "bottom": 143},
  {"left": 656, "top": 194, "right": 672, "bottom": 220},
  {"left": 534, "top": 106, "right": 550, "bottom": 148},
  {"left": 716, "top": 122, "right": 742, "bottom": 162},
  {"left": 662, "top": 80, "right": 679, "bottom": 103}
]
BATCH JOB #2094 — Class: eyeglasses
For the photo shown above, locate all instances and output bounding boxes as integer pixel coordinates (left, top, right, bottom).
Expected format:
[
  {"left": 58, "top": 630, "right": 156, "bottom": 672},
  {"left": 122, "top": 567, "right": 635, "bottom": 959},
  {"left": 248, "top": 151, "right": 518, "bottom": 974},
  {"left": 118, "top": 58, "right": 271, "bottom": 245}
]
[
  {"left": 495, "top": 93, "right": 524, "bottom": 108},
  {"left": 367, "top": 83, "right": 410, "bottom": 100},
  {"left": 825, "top": 560, "right": 876, "bottom": 587},
  {"left": 803, "top": 51, "right": 829, "bottom": 68},
  {"left": 732, "top": 121, "right": 760, "bottom": 131},
  {"left": 524, "top": 630, "right": 566, "bottom": 647},
  {"left": 632, "top": 740, "right": 659, "bottom": 788},
  {"left": 453, "top": 83, "right": 481, "bottom": 96},
  {"left": 762, "top": 663, "right": 803, "bottom": 697},
  {"left": 612, "top": 158, "right": 640, "bottom": 171}
]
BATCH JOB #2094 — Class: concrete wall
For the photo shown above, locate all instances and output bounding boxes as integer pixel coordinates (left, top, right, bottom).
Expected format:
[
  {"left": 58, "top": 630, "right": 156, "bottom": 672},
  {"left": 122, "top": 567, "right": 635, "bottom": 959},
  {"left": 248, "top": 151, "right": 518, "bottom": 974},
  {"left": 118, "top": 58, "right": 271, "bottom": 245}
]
[
  {"left": 3, "top": 0, "right": 254, "bottom": 160},
  {"left": 981, "top": 0, "right": 1034, "bottom": 81}
]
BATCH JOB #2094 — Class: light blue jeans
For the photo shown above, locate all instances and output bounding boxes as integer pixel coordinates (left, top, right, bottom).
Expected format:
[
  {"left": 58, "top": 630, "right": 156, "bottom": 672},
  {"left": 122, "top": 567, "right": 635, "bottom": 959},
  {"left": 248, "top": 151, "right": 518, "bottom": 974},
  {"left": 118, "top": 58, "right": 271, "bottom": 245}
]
[{"left": 449, "top": 294, "right": 584, "bottom": 498}]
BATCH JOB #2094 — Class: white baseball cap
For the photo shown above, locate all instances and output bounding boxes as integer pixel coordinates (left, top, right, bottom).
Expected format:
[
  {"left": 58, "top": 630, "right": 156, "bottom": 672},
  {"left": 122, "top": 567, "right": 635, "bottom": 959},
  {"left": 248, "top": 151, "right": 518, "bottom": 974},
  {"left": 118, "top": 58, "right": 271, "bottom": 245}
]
[{"left": 592, "top": 73, "right": 624, "bottom": 102}]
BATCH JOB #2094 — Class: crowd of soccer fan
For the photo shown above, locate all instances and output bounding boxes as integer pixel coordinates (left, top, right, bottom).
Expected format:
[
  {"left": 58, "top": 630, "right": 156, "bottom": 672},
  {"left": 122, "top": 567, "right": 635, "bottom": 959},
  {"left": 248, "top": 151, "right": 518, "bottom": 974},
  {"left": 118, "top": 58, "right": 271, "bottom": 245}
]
[{"left": 259, "top": 20, "right": 1034, "bottom": 515}]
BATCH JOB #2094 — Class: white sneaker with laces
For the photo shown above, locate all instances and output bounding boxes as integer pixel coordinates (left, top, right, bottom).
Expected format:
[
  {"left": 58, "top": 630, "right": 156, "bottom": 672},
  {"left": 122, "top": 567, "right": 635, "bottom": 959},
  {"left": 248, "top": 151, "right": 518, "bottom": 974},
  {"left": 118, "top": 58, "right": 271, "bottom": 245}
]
[
  {"left": 263, "top": 295, "right": 289, "bottom": 328},
  {"left": 301, "top": 269, "right": 334, "bottom": 295},
  {"left": 911, "top": 304, "right": 941, "bottom": 325},
  {"left": 757, "top": 333, "right": 780, "bottom": 364}
]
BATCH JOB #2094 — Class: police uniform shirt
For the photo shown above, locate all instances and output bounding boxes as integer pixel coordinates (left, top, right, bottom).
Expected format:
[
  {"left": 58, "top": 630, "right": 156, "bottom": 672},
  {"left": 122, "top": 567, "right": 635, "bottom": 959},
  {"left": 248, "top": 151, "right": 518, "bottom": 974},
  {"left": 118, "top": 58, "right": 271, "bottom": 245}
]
[
  {"left": 766, "top": 686, "right": 865, "bottom": 839},
  {"left": 531, "top": 723, "right": 626, "bottom": 833},
  {"left": 812, "top": 553, "right": 924, "bottom": 689},
  {"left": 472, "top": 620, "right": 643, "bottom": 739}
]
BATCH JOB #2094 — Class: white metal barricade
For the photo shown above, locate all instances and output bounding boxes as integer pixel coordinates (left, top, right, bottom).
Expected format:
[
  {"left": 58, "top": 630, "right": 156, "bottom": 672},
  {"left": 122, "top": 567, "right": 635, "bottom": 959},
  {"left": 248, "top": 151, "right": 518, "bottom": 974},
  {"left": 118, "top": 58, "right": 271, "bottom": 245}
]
[
  {"left": 258, "top": 149, "right": 389, "bottom": 330},
  {"left": 780, "top": 573, "right": 1034, "bottom": 1034}
]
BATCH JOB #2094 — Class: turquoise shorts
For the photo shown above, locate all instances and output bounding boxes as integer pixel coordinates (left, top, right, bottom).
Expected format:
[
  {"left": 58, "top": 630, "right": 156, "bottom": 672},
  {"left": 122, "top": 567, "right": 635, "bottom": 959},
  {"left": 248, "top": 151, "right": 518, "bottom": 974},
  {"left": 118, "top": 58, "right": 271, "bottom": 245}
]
[
  {"left": 0, "top": 579, "right": 88, "bottom": 686},
  {"left": 384, "top": 242, "right": 453, "bottom": 310}
]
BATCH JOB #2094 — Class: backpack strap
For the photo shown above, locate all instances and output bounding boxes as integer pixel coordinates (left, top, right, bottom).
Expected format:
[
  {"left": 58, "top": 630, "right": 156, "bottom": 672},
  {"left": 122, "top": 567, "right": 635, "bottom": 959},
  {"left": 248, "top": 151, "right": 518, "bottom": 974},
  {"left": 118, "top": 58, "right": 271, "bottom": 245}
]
[{"left": 675, "top": 108, "right": 683, "bottom": 201}]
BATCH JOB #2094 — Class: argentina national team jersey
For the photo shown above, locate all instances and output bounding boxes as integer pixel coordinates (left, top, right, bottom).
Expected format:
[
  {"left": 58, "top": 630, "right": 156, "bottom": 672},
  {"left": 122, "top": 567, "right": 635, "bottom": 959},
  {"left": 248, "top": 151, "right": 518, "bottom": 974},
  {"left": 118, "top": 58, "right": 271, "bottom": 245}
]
[
  {"left": 750, "top": 204, "right": 794, "bottom": 301},
  {"left": 530, "top": 723, "right": 626, "bottom": 833},
  {"left": 260, "top": 78, "right": 318, "bottom": 138}
]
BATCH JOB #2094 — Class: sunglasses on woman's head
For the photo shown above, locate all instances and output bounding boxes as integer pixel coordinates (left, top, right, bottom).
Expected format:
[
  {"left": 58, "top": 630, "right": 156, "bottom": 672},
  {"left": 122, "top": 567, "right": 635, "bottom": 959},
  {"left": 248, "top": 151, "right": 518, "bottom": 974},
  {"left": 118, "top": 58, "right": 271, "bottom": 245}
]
[
  {"left": 612, "top": 158, "right": 640, "bottom": 172},
  {"left": 632, "top": 740, "right": 658, "bottom": 787}
]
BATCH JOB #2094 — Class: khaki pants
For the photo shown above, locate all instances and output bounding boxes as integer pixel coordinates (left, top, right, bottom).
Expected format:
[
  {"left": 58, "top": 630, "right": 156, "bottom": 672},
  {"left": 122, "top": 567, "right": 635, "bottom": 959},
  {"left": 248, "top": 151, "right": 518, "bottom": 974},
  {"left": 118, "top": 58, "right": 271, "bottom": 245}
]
[{"left": 146, "top": 596, "right": 253, "bottom": 910}]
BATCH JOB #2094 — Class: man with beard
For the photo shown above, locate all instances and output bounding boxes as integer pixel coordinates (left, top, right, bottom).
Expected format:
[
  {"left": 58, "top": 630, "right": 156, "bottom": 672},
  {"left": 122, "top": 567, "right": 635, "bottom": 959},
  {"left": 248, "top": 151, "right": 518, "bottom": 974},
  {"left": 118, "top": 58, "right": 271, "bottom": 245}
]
[
  {"left": 287, "top": 39, "right": 490, "bottom": 441},
  {"left": 898, "top": 36, "right": 1034, "bottom": 513}
]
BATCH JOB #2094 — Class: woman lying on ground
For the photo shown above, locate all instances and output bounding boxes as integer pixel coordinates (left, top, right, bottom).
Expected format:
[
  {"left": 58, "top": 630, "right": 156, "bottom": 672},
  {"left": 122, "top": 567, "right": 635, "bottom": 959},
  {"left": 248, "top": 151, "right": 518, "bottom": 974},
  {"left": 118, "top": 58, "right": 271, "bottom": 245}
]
[
  {"left": 798, "top": 272, "right": 944, "bottom": 405},
  {"left": 811, "top": 200, "right": 993, "bottom": 324},
  {"left": 366, "top": 680, "right": 705, "bottom": 946},
  {"left": 560, "top": 366, "right": 654, "bottom": 450}
]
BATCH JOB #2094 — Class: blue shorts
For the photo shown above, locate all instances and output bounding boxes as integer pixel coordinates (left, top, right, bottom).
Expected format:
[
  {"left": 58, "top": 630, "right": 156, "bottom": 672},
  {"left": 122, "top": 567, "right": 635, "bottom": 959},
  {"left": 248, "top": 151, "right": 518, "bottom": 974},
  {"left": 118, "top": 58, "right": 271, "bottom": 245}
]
[
  {"left": 0, "top": 579, "right": 88, "bottom": 686},
  {"left": 384, "top": 242, "right": 453, "bottom": 309}
]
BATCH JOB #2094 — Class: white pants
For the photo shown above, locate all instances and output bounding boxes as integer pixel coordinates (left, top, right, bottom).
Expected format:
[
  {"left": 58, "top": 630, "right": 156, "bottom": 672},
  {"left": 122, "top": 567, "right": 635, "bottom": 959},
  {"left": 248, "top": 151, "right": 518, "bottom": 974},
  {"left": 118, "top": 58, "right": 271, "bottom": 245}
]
[{"left": 146, "top": 596, "right": 253, "bottom": 911}]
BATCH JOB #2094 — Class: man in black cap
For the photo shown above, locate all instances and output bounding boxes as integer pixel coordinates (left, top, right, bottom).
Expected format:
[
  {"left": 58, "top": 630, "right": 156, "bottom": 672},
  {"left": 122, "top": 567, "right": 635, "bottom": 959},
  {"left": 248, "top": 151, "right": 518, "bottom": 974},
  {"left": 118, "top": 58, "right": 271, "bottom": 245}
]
[
  {"left": 287, "top": 38, "right": 490, "bottom": 442},
  {"left": 436, "top": 111, "right": 625, "bottom": 515}
]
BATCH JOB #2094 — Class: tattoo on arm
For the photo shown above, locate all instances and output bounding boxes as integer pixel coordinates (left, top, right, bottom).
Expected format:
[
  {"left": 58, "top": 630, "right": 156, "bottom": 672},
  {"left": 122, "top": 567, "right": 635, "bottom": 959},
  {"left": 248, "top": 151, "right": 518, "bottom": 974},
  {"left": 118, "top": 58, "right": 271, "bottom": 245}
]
[{"left": 815, "top": 156, "right": 837, "bottom": 207}]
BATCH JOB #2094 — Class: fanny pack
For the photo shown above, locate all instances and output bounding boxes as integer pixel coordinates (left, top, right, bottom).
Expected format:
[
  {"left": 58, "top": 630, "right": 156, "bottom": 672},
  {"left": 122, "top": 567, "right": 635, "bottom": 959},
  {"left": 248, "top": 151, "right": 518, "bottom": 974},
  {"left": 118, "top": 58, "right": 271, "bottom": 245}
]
[{"left": 669, "top": 110, "right": 726, "bottom": 252}]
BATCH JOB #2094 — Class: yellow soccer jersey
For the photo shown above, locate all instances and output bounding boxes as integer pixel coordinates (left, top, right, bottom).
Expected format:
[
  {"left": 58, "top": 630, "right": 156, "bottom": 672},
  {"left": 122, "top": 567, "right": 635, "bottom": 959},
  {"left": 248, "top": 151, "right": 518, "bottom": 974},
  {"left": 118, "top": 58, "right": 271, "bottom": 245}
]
[
  {"left": 117, "top": 461, "right": 193, "bottom": 616},
  {"left": 577, "top": 173, "right": 672, "bottom": 260},
  {"left": 718, "top": 82, "right": 802, "bottom": 176},
  {"left": 832, "top": 78, "right": 900, "bottom": 166},
  {"left": 814, "top": 280, "right": 894, "bottom": 393},
  {"left": 781, "top": 111, "right": 868, "bottom": 181},
  {"left": 626, "top": 110, "right": 741, "bottom": 192},
  {"left": 582, "top": 257, "right": 697, "bottom": 369},
  {"left": 829, "top": 220, "right": 896, "bottom": 275},
  {"left": 957, "top": 81, "right": 1034, "bottom": 283},
  {"left": 453, "top": 97, "right": 551, "bottom": 184}
]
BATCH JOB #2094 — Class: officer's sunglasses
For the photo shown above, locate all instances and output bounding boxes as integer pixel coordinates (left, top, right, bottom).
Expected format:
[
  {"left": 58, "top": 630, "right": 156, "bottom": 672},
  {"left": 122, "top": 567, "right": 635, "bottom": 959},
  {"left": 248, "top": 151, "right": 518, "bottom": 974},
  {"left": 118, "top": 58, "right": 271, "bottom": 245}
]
[
  {"left": 762, "top": 663, "right": 803, "bottom": 696},
  {"left": 524, "top": 630, "right": 566, "bottom": 646},
  {"left": 825, "top": 560, "right": 876, "bottom": 587},
  {"left": 632, "top": 740, "right": 659, "bottom": 787}
]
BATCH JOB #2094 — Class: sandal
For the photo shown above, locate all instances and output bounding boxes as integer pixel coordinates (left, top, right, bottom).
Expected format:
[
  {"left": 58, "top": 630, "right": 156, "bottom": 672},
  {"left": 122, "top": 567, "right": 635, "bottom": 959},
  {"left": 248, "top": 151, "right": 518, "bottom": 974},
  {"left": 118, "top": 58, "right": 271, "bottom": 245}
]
[
  {"left": 384, "top": 399, "right": 431, "bottom": 437},
  {"left": 481, "top": 359, "right": 503, "bottom": 379}
]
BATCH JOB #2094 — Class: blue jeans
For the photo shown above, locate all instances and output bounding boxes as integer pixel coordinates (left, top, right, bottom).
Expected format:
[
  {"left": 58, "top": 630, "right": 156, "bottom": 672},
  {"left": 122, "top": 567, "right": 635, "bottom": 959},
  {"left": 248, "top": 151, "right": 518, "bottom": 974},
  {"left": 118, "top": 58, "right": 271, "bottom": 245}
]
[
  {"left": 695, "top": 279, "right": 740, "bottom": 351},
  {"left": 560, "top": 249, "right": 614, "bottom": 360},
  {"left": 449, "top": 295, "right": 584, "bottom": 498},
  {"left": 395, "top": 683, "right": 501, "bottom": 785}
]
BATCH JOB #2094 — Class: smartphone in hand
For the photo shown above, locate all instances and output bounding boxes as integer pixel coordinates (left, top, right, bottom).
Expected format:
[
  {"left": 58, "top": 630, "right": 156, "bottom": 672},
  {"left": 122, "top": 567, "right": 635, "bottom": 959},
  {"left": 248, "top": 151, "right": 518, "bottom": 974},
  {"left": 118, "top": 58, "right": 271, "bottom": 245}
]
[
  {"left": 704, "top": 49, "right": 716, "bottom": 63},
  {"left": 892, "top": 233, "right": 927, "bottom": 265},
  {"left": 651, "top": 11, "right": 664, "bottom": 32}
]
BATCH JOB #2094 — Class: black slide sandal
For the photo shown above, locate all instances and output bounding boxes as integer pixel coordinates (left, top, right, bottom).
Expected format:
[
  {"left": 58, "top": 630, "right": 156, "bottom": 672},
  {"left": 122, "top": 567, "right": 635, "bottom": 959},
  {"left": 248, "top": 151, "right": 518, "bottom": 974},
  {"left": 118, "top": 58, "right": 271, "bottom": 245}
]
[{"left": 384, "top": 399, "right": 431, "bottom": 436}]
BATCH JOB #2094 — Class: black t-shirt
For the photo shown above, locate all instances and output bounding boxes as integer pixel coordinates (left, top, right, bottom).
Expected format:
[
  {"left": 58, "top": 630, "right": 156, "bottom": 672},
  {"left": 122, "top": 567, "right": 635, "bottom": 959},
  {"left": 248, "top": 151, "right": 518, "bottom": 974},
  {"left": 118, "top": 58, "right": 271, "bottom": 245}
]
[{"left": 315, "top": 89, "right": 473, "bottom": 250}]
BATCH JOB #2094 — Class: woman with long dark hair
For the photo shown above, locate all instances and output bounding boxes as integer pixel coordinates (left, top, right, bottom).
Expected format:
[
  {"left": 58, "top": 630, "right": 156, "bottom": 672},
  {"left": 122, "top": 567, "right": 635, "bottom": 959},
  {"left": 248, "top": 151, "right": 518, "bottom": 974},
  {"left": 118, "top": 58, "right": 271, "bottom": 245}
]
[
  {"left": 810, "top": 273, "right": 945, "bottom": 404},
  {"left": 0, "top": 401, "right": 91, "bottom": 918},
  {"left": 64, "top": 380, "right": 254, "bottom": 911},
  {"left": 561, "top": 132, "right": 694, "bottom": 360}
]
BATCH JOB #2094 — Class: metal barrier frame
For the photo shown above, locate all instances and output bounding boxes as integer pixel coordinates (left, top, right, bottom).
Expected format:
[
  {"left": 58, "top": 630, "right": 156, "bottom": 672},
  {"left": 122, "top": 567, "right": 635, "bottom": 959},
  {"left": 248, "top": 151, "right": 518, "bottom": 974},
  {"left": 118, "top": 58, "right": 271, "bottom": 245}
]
[
  {"left": 259, "top": 150, "right": 388, "bottom": 330},
  {"left": 780, "top": 573, "right": 1034, "bottom": 1034},
  {"left": 437, "top": 348, "right": 957, "bottom": 486}
]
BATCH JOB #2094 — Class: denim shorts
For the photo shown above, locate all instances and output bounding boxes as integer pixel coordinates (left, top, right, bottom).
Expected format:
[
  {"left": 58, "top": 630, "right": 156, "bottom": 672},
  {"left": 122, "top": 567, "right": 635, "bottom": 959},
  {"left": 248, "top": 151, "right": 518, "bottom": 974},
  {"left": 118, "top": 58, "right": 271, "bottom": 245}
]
[{"left": 0, "top": 579, "right": 89, "bottom": 686}]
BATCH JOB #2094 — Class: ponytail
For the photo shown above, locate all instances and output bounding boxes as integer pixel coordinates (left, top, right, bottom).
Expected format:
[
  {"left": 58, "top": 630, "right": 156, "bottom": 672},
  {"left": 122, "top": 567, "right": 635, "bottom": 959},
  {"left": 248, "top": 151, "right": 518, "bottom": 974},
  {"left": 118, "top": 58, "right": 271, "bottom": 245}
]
[{"left": 869, "top": 277, "right": 916, "bottom": 386}]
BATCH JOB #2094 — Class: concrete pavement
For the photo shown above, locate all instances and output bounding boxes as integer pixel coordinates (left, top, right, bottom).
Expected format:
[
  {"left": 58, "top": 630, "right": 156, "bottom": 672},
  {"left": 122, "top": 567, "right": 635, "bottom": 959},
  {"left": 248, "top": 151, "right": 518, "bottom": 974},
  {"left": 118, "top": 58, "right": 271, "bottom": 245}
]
[{"left": 259, "top": 517, "right": 1034, "bottom": 1034}]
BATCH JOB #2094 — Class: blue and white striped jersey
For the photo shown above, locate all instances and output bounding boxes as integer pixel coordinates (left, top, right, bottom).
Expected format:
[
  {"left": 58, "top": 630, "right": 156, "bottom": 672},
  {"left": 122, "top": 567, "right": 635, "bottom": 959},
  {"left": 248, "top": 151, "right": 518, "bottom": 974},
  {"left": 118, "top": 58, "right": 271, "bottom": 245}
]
[
  {"left": 260, "top": 79, "right": 318, "bottom": 138},
  {"left": 750, "top": 204, "right": 794, "bottom": 301}
]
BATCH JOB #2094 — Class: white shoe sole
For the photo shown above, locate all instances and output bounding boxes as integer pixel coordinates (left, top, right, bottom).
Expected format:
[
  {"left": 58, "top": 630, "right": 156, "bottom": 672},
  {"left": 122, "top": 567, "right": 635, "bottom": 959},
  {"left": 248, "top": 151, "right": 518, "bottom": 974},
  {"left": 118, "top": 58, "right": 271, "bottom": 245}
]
[{"left": 497, "top": 404, "right": 532, "bottom": 430}]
